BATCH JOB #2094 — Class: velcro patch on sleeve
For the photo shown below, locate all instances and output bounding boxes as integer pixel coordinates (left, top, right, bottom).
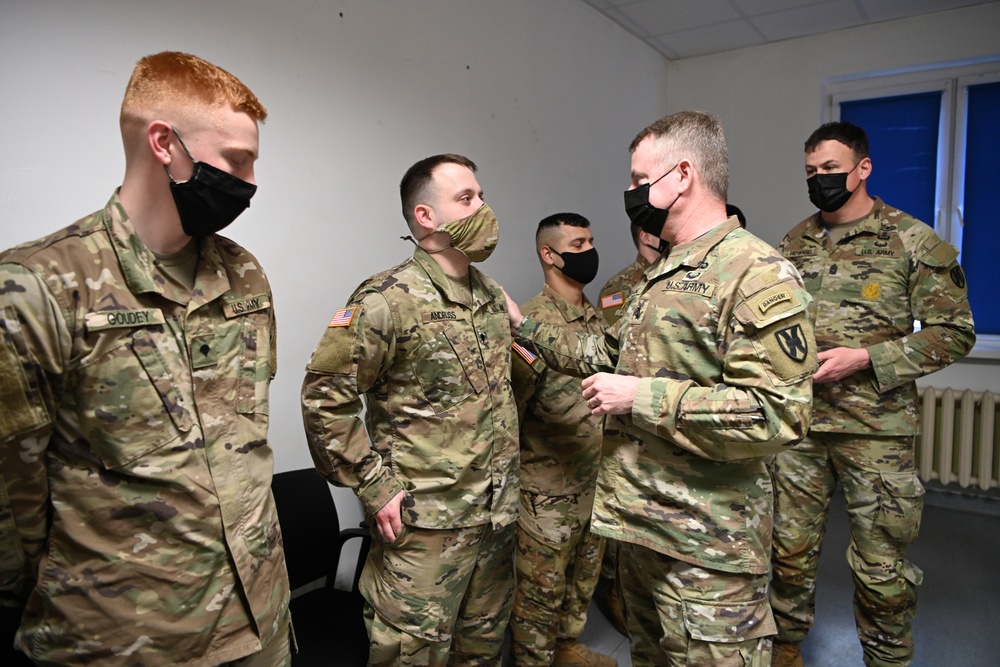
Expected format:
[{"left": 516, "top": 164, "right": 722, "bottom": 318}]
[{"left": 307, "top": 325, "right": 355, "bottom": 375}]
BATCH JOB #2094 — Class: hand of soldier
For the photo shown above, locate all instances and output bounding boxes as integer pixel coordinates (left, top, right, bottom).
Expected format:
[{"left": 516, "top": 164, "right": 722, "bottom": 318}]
[
  {"left": 581, "top": 373, "right": 639, "bottom": 416},
  {"left": 813, "top": 346, "right": 872, "bottom": 383},
  {"left": 375, "top": 490, "right": 405, "bottom": 543},
  {"left": 500, "top": 286, "right": 524, "bottom": 333}
]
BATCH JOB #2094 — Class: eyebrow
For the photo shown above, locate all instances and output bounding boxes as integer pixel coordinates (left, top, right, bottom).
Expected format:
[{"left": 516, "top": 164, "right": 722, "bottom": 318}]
[
  {"left": 455, "top": 187, "right": 483, "bottom": 199},
  {"left": 225, "top": 146, "right": 259, "bottom": 162}
]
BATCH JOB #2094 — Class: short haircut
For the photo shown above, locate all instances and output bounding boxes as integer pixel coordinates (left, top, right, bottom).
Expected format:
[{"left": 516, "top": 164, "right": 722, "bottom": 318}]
[
  {"left": 400, "top": 154, "right": 478, "bottom": 226},
  {"left": 629, "top": 222, "right": 642, "bottom": 248},
  {"left": 120, "top": 51, "right": 266, "bottom": 153},
  {"left": 629, "top": 111, "right": 728, "bottom": 203},
  {"left": 536, "top": 212, "right": 591, "bottom": 252},
  {"left": 805, "top": 121, "right": 870, "bottom": 159}
]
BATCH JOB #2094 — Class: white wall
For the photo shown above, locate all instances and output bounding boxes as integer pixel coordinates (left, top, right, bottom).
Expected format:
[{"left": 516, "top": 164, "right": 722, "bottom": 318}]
[
  {"left": 3, "top": 0, "right": 996, "bottom": 489},
  {"left": 0, "top": 0, "right": 669, "bottom": 479},
  {"left": 662, "top": 3, "right": 1000, "bottom": 393}
]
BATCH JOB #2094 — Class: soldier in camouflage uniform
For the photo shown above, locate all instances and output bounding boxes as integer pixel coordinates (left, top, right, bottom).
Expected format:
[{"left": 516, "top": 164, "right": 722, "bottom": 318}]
[
  {"left": 0, "top": 52, "right": 290, "bottom": 666},
  {"left": 597, "top": 223, "right": 663, "bottom": 326},
  {"left": 509, "top": 213, "right": 614, "bottom": 667},
  {"left": 769, "top": 122, "right": 976, "bottom": 667},
  {"left": 301, "top": 154, "right": 519, "bottom": 666},
  {"left": 505, "top": 111, "right": 817, "bottom": 667},
  {"left": 593, "top": 221, "right": 663, "bottom": 637}
]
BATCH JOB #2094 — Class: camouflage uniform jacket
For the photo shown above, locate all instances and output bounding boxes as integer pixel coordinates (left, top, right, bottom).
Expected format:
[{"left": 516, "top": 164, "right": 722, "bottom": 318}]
[
  {"left": 779, "top": 198, "right": 975, "bottom": 434},
  {"left": 0, "top": 193, "right": 289, "bottom": 666},
  {"left": 511, "top": 285, "right": 605, "bottom": 496},
  {"left": 518, "top": 217, "right": 816, "bottom": 575},
  {"left": 301, "top": 247, "right": 519, "bottom": 529},
  {"left": 598, "top": 252, "right": 651, "bottom": 325}
]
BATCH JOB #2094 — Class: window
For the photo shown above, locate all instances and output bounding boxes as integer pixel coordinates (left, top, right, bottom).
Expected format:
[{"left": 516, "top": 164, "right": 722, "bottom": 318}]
[{"left": 824, "top": 57, "right": 1000, "bottom": 355}]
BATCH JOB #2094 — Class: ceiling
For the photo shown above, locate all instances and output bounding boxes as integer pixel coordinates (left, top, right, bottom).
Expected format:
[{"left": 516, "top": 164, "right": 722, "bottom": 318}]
[{"left": 578, "top": 0, "right": 999, "bottom": 60}]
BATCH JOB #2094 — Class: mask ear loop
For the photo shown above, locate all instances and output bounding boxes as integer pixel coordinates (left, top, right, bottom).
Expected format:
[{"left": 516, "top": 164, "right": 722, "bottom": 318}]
[{"left": 164, "top": 126, "right": 198, "bottom": 184}]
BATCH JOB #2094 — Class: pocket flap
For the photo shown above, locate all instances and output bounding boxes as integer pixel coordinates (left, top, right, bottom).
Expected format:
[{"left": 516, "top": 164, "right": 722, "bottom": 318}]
[
  {"left": 879, "top": 471, "right": 925, "bottom": 498},
  {"left": 682, "top": 597, "right": 776, "bottom": 643}
]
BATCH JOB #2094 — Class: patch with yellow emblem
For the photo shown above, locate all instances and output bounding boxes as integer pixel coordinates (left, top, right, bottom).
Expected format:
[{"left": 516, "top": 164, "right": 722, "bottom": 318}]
[{"left": 861, "top": 282, "right": 881, "bottom": 300}]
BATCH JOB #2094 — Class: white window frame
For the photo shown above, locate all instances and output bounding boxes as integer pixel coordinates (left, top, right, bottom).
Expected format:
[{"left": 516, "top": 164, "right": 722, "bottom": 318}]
[{"left": 821, "top": 56, "right": 1000, "bottom": 359}]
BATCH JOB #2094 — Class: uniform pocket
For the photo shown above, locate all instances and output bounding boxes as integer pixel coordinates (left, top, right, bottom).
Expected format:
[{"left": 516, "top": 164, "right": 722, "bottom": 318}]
[
  {"left": 873, "top": 471, "right": 925, "bottom": 545},
  {"left": 76, "top": 327, "right": 192, "bottom": 469},
  {"left": 682, "top": 596, "right": 776, "bottom": 644},
  {"left": 411, "top": 325, "right": 479, "bottom": 412}
]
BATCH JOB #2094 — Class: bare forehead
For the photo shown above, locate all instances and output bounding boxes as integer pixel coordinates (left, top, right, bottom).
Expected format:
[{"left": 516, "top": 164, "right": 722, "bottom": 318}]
[
  {"left": 806, "top": 139, "right": 854, "bottom": 163},
  {"left": 631, "top": 136, "right": 668, "bottom": 176},
  {"left": 432, "top": 162, "right": 480, "bottom": 191}
]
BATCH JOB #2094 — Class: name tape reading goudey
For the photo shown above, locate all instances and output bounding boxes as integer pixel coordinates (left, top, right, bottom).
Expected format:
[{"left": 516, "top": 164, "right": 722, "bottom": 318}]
[{"left": 85, "top": 309, "right": 166, "bottom": 331}]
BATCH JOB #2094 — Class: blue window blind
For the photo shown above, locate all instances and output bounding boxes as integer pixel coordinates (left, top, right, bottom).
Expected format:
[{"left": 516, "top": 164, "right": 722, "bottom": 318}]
[
  {"left": 841, "top": 92, "right": 941, "bottom": 226},
  {"left": 961, "top": 81, "right": 1000, "bottom": 335}
]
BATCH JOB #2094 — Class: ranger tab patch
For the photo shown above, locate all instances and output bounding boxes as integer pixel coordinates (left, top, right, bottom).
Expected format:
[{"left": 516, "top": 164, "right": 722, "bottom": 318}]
[{"left": 328, "top": 307, "right": 356, "bottom": 327}]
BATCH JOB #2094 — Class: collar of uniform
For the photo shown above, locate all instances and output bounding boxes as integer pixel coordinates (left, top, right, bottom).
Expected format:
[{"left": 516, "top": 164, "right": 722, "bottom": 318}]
[
  {"left": 635, "top": 251, "right": 652, "bottom": 270},
  {"left": 103, "top": 189, "right": 164, "bottom": 296},
  {"left": 104, "top": 189, "right": 233, "bottom": 306},
  {"left": 411, "top": 246, "right": 493, "bottom": 309},
  {"left": 647, "top": 215, "right": 741, "bottom": 281},
  {"left": 541, "top": 283, "right": 597, "bottom": 324},
  {"left": 806, "top": 196, "right": 887, "bottom": 243}
]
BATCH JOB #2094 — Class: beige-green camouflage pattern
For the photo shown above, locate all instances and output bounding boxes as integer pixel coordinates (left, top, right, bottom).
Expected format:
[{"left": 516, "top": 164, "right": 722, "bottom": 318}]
[
  {"left": 518, "top": 217, "right": 816, "bottom": 576},
  {"left": 509, "top": 286, "right": 606, "bottom": 666},
  {"left": 777, "top": 198, "right": 975, "bottom": 434},
  {"left": 770, "top": 199, "right": 973, "bottom": 666},
  {"left": 597, "top": 253, "right": 654, "bottom": 581},
  {"left": 511, "top": 286, "right": 605, "bottom": 495},
  {"left": 511, "top": 489, "right": 605, "bottom": 667},
  {"left": 300, "top": 247, "right": 519, "bottom": 664},
  {"left": 362, "top": 522, "right": 515, "bottom": 667},
  {"left": 598, "top": 252, "right": 651, "bottom": 326},
  {"left": 770, "top": 433, "right": 924, "bottom": 667},
  {"left": 301, "top": 247, "right": 519, "bottom": 528},
  {"left": 0, "top": 193, "right": 289, "bottom": 666},
  {"left": 617, "top": 542, "right": 774, "bottom": 667}
]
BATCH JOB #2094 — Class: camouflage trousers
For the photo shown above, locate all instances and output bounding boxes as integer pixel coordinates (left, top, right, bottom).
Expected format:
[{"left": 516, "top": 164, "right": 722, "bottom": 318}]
[
  {"left": 769, "top": 433, "right": 924, "bottom": 666},
  {"left": 225, "top": 616, "right": 291, "bottom": 667},
  {"left": 510, "top": 488, "right": 605, "bottom": 666},
  {"left": 618, "top": 542, "right": 775, "bottom": 667},
  {"left": 360, "top": 522, "right": 515, "bottom": 667}
]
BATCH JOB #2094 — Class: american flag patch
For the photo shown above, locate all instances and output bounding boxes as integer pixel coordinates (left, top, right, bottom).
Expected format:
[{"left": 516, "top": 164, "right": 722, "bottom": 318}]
[
  {"left": 601, "top": 292, "right": 624, "bottom": 309},
  {"left": 511, "top": 341, "right": 538, "bottom": 364},
  {"left": 328, "top": 307, "right": 356, "bottom": 328}
]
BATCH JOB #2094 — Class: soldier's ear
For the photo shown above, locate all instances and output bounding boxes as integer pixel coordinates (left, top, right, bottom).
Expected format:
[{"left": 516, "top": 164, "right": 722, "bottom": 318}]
[
  {"left": 148, "top": 121, "right": 173, "bottom": 166},
  {"left": 539, "top": 245, "right": 556, "bottom": 266},
  {"left": 858, "top": 156, "right": 873, "bottom": 181},
  {"left": 413, "top": 203, "right": 436, "bottom": 233}
]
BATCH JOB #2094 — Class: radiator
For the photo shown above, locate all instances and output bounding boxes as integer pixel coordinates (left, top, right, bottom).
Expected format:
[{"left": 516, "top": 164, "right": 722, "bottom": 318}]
[{"left": 916, "top": 387, "right": 1000, "bottom": 491}]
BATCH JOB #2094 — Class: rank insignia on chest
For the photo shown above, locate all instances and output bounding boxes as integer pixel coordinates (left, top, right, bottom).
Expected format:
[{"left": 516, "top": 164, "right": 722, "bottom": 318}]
[
  {"left": 601, "top": 292, "right": 624, "bottom": 309},
  {"left": 861, "top": 282, "right": 881, "bottom": 300},
  {"left": 512, "top": 341, "right": 538, "bottom": 364},
  {"left": 775, "top": 324, "right": 809, "bottom": 362},
  {"left": 328, "top": 307, "right": 356, "bottom": 327}
]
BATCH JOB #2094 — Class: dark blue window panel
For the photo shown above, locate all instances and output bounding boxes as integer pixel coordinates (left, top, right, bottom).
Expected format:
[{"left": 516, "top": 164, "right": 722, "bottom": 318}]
[
  {"left": 841, "top": 92, "right": 941, "bottom": 226},
  {"left": 962, "top": 81, "right": 1000, "bottom": 335}
]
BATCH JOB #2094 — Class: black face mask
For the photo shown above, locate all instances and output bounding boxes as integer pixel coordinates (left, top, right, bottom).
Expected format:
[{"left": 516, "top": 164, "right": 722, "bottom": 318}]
[
  {"left": 624, "top": 164, "right": 679, "bottom": 238},
  {"left": 551, "top": 246, "right": 599, "bottom": 285},
  {"left": 807, "top": 163, "right": 860, "bottom": 213},
  {"left": 166, "top": 128, "right": 257, "bottom": 237}
]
